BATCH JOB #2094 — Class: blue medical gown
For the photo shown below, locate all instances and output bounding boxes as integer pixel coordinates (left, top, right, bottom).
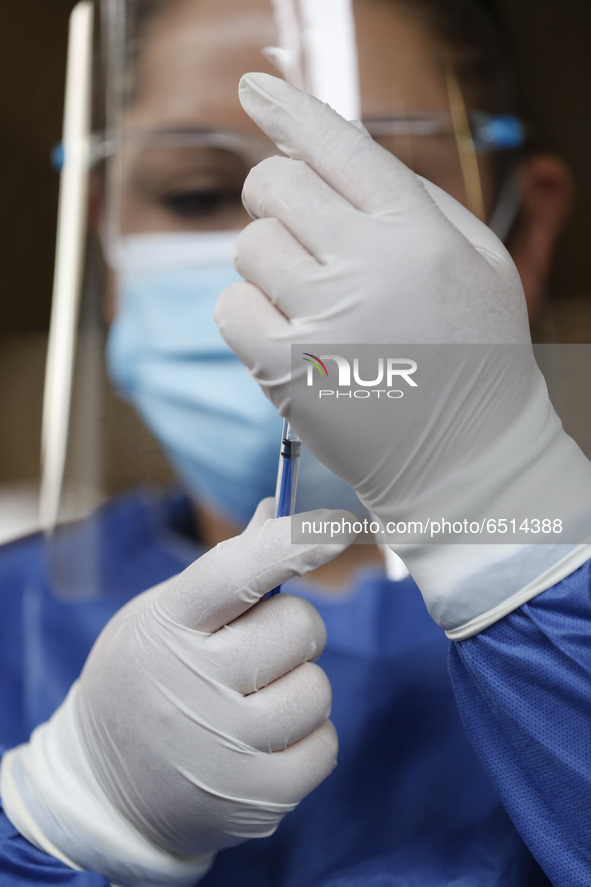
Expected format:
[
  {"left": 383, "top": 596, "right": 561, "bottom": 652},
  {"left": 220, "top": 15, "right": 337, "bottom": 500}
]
[{"left": 0, "top": 489, "right": 584, "bottom": 886}]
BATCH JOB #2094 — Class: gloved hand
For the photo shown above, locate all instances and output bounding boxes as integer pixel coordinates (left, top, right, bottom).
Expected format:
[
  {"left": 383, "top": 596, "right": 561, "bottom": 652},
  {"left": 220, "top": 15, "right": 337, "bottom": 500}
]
[
  {"left": 0, "top": 500, "right": 356, "bottom": 887},
  {"left": 216, "top": 72, "right": 591, "bottom": 640}
]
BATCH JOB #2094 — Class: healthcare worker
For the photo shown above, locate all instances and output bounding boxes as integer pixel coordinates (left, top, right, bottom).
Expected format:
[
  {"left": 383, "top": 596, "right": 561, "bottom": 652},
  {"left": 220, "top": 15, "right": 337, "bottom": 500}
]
[{"left": 0, "top": 0, "right": 586, "bottom": 885}]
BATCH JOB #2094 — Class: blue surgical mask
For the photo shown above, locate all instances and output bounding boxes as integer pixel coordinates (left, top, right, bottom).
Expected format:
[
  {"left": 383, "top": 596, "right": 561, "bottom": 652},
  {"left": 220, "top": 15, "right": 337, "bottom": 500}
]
[{"left": 106, "top": 231, "right": 362, "bottom": 526}]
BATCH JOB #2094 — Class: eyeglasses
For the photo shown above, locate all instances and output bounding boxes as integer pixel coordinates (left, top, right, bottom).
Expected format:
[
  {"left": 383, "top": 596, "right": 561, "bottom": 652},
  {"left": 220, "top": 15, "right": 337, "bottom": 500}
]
[
  {"left": 51, "top": 110, "right": 526, "bottom": 237},
  {"left": 364, "top": 112, "right": 525, "bottom": 152},
  {"left": 52, "top": 111, "right": 525, "bottom": 170}
]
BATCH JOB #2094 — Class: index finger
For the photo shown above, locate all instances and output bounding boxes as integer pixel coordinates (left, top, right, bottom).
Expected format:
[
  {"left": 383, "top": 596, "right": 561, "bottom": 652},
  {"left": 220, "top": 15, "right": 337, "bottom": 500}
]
[{"left": 238, "top": 72, "right": 429, "bottom": 215}]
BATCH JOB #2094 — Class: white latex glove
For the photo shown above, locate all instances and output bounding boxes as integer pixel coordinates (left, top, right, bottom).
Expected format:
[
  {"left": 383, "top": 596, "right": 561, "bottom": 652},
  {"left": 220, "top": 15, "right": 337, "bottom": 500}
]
[
  {"left": 216, "top": 72, "right": 591, "bottom": 640},
  {"left": 0, "top": 500, "right": 356, "bottom": 887}
]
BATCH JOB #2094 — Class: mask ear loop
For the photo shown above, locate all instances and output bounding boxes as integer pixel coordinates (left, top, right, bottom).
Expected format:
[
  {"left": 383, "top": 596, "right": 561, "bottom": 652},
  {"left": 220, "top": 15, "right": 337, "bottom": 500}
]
[
  {"left": 444, "top": 62, "right": 486, "bottom": 223},
  {"left": 40, "top": 1, "right": 94, "bottom": 532}
]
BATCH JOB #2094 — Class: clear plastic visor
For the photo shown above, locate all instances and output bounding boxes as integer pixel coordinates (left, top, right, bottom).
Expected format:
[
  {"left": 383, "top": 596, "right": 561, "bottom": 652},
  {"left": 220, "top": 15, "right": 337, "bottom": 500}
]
[{"left": 41, "top": 0, "right": 528, "bottom": 596}]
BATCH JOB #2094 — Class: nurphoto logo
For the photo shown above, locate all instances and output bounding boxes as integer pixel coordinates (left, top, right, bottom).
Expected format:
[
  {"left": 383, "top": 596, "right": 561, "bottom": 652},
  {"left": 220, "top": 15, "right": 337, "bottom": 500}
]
[{"left": 302, "top": 353, "right": 418, "bottom": 399}]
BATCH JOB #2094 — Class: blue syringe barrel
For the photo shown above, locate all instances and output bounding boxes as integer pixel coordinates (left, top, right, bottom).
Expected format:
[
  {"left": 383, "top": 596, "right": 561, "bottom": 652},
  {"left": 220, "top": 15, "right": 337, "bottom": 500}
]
[{"left": 269, "top": 420, "right": 301, "bottom": 597}]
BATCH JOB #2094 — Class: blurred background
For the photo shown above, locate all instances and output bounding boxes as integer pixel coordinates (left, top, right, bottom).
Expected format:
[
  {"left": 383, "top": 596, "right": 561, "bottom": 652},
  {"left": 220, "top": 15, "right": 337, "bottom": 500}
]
[{"left": 0, "top": 0, "right": 590, "bottom": 539}]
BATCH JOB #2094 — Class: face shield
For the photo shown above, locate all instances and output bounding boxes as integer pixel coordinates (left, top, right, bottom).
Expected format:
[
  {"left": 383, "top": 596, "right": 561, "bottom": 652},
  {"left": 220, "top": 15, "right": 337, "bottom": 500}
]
[{"left": 41, "top": 0, "right": 527, "bottom": 596}]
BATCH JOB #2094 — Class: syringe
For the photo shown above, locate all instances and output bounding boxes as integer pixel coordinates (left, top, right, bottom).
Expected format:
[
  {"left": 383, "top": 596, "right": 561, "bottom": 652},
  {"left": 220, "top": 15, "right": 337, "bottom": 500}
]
[{"left": 268, "top": 419, "right": 301, "bottom": 597}]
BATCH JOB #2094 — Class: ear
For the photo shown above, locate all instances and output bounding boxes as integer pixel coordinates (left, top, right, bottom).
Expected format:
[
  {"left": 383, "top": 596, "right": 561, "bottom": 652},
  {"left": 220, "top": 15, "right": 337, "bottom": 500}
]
[{"left": 507, "top": 154, "right": 574, "bottom": 319}]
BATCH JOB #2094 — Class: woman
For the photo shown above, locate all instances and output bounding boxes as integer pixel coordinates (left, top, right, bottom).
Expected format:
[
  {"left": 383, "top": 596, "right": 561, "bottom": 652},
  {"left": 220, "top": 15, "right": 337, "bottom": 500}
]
[{"left": 0, "top": 0, "right": 581, "bottom": 885}]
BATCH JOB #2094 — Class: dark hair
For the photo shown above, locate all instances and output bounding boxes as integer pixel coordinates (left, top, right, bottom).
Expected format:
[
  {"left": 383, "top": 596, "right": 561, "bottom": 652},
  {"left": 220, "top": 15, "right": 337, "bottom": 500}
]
[{"left": 384, "top": 0, "right": 519, "bottom": 115}]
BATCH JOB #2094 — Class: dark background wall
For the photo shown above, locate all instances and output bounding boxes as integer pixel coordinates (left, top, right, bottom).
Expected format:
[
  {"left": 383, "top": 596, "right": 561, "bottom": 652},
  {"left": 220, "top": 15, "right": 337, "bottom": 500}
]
[
  {"left": 503, "top": 1, "right": 591, "bottom": 302},
  {"left": 0, "top": 0, "right": 589, "bottom": 335},
  {"left": 0, "top": 1, "right": 74, "bottom": 336}
]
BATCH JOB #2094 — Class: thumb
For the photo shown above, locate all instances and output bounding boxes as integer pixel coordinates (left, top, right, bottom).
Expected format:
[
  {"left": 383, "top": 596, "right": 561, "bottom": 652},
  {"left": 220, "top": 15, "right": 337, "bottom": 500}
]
[
  {"left": 244, "top": 496, "right": 276, "bottom": 529},
  {"left": 419, "top": 176, "right": 514, "bottom": 268}
]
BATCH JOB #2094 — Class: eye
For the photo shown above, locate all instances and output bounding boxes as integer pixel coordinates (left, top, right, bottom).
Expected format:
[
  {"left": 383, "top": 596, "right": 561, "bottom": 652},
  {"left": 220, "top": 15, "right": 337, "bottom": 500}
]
[{"left": 159, "top": 187, "right": 242, "bottom": 219}]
